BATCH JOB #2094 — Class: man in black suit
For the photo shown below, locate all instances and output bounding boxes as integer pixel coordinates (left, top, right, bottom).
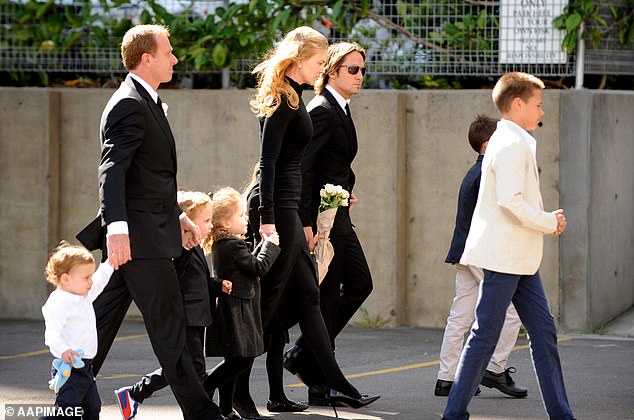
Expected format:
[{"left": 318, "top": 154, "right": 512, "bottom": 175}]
[
  {"left": 76, "top": 25, "right": 222, "bottom": 420},
  {"left": 285, "top": 42, "right": 375, "bottom": 405}
]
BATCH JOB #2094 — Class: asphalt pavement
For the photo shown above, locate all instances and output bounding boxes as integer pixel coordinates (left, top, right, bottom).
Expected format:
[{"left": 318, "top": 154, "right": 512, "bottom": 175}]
[{"left": 1, "top": 319, "right": 633, "bottom": 420}]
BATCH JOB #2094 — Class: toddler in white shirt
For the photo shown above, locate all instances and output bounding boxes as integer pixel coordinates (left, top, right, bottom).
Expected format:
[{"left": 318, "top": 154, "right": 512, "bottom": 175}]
[{"left": 42, "top": 241, "right": 113, "bottom": 420}]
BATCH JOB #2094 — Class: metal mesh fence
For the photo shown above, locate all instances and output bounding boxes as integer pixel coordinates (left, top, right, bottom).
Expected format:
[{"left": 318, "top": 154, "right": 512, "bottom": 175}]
[{"left": 0, "top": 0, "right": 632, "bottom": 77}]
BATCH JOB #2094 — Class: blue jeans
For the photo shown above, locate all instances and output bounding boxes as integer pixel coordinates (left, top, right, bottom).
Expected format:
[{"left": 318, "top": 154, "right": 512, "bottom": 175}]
[{"left": 443, "top": 270, "right": 574, "bottom": 420}]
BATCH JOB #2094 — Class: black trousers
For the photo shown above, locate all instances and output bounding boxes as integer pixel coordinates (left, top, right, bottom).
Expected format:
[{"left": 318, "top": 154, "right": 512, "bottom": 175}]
[
  {"left": 258, "top": 208, "right": 360, "bottom": 398},
  {"left": 92, "top": 259, "right": 219, "bottom": 419},
  {"left": 44, "top": 362, "right": 100, "bottom": 420},
  {"left": 295, "top": 229, "right": 373, "bottom": 384},
  {"left": 130, "top": 326, "right": 207, "bottom": 403}
]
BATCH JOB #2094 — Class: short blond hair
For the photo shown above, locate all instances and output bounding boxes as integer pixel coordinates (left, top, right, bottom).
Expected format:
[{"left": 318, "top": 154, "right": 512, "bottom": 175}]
[
  {"left": 178, "top": 191, "right": 213, "bottom": 253},
  {"left": 45, "top": 241, "right": 94, "bottom": 286},
  {"left": 315, "top": 42, "right": 366, "bottom": 95},
  {"left": 121, "top": 24, "right": 170, "bottom": 71},
  {"left": 492, "top": 72, "right": 545, "bottom": 113}
]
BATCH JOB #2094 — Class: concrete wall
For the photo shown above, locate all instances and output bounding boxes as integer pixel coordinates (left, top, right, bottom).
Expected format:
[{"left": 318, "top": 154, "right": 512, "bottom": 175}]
[
  {"left": 1, "top": 87, "right": 632, "bottom": 331},
  {"left": 559, "top": 90, "right": 634, "bottom": 330}
]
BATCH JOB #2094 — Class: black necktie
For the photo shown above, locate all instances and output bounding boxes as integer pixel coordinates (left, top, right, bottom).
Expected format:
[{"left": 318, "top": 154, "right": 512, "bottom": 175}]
[
  {"left": 156, "top": 96, "right": 162, "bottom": 107},
  {"left": 345, "top": 103, "right": 352, "bottom": 119}
]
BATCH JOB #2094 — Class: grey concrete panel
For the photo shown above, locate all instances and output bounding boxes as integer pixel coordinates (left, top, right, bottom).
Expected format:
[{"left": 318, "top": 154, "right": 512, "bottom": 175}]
[
  {"left": 588, "top": 92, "right": 634, "bottom": 326},
  {"left": 559, "top": 90, "right": 592, "bottom": 330},
  {"left": 0, "top": 89, "right": 60, "bottom": 318}
]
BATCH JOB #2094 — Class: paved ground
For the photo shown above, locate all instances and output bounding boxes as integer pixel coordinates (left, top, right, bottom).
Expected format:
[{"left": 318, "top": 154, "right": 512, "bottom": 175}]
[{"left": 1, "top": 319, "right": 633, "bottom": 420}]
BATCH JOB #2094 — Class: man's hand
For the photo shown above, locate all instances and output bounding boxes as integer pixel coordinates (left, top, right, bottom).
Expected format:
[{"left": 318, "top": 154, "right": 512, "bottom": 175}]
[
  {"left": 181, "top": 216, "right": 201, "bottom": 249},
  {"left": 349, "top": 191, "right": 359, "bottom": 213},
  {"left": 552, "top": 209, "right": 567, "bottom": 236},
  {"left": 181, "top": 230, "right": 194, "bottom": 248},
  {"left": 106, "top": 234, "right": 131, "bottom": 270},
  {"left": 303, "top": 226, "right": 321, "bottom": 252}
]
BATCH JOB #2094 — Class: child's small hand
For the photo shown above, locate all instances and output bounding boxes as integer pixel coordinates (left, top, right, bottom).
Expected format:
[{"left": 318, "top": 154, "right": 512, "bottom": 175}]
[
  {"left": 222, "top": 280, "right": 232, "bottom": 295},
  {"left": 61, "top": 349, "right": 81, "bottom": 365},
  {"left": 264, "top": 231, "right": 280, "bottom": 246}
]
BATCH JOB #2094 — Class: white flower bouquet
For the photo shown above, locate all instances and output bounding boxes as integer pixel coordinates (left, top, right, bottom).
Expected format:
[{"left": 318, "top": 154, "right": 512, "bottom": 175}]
[{"left": 315, "top": 184, "right": 349, "bottom": 284}]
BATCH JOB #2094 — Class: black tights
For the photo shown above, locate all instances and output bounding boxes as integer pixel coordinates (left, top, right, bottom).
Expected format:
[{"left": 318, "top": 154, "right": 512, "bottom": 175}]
[
  {"left": 204, "top": 356, "right": 253, "bottom": 415},
  {"left": 266, "top": 331, "right": 288, "bottom": 402},
  {"left": 259, "top": 209, "right": 361, "bottom": 400}
]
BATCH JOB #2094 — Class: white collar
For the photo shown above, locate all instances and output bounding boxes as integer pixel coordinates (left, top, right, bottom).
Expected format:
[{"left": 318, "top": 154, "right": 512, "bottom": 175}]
[
  {"left": 325, "top": 84, "right": 349, "bottom": 113},
  {"left": 129, "top": 72, "right": 159, "bottom": 103}
]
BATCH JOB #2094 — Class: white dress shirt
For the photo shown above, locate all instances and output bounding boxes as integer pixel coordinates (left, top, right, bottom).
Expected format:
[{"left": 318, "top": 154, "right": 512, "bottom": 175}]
[
  {"left": 42, "top": 262, "right": 114, "bottom": 359},
  {"left": 325, "top": 84, "right": 350, "bottom": 114}
]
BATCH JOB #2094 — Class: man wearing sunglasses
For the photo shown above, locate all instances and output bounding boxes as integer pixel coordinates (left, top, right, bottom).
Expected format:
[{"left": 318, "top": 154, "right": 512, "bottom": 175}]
[{"left": 284, "top": 41, "right": 376, "bottom": 406}]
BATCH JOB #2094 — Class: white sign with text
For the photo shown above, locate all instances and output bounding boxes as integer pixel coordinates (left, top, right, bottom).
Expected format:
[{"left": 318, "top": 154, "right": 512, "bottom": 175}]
[{"left": 499, "top": 0, "right": 568, "bottom": 64}]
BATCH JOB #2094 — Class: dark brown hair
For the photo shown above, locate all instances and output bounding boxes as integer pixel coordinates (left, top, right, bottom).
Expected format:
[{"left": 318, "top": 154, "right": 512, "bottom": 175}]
[
  {"left": 492, "top": 72, "right": 545, "bottom": 113},
  {"left": 468, "top": 114, "right": 498, "bottom": 153},
  {"left": 121, "top": 24, "right": 170, "bottom": 71}
]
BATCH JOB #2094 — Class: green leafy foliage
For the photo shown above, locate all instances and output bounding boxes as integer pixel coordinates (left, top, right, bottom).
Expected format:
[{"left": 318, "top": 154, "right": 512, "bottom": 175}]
[{"left": 553, "top": 0, "right": 634, "bottom": 53}]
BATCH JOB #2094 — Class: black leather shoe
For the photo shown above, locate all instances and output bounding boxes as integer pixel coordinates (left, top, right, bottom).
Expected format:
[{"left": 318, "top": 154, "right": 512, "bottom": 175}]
[
  {"left": 233, "top": 400, "right": 267, "bottom": 420},
  {"left": 434, "top": 379, "right": 481, "bottom": 397},
  {"left": 283, "top": 345, "right": 303, "bottom": 374},
  {"left": 481, "top": 367, "right": 528, "bottom": 398},
  {"left": 266, "top": 399, "right": 309, "bottom": 412},
  {"left": 326, "top": 389, "right": 380, "bottom": 409}
]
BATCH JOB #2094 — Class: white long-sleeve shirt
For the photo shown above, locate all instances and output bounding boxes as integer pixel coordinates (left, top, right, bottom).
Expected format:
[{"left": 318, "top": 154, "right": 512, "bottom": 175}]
[{"left": 42, "top": 262, "right": 114, "bottom": 359}]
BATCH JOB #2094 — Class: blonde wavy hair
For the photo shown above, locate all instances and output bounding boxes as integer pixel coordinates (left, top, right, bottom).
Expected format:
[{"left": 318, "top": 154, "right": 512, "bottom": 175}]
[
  {"left": 250, "top": 26, "right": 328, "bottom": 118},
  {"left": 45, "top": 241, "right": 95, "bottom": 286},
  {"left": 177, "top": 190, "right": 214, "bottom": 253},
  {"left": 209, "top": 187, "right": 245, "bottom": 249},
  {"left": 315, "top": 41, "right": 366, "bottom": 95}
]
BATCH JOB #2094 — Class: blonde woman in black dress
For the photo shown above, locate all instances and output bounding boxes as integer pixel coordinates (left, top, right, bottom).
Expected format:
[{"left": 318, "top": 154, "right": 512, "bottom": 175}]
[{"left": 249, "top": 26, "right": 379, "bottom": 410}]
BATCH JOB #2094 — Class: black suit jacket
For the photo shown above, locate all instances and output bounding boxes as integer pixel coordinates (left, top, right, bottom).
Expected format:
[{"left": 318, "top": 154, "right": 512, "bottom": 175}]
[
  {"left": 77, "top": 75, "right": 182, "bottom": 258},
  {"left": 445, "top": 155, "right": 483, "bottom": 264},
  {"left": 299, "top": 89, "right": 358, "bottom": 235},
  {"left": 174, "top": 246, "right": 222, "bottom": 327}
]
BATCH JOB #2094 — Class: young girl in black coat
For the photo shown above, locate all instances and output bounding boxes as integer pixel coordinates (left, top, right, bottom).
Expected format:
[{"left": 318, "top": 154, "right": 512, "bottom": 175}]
[{"left": 204, "top": 187, "right": 280, "bottom": 419}]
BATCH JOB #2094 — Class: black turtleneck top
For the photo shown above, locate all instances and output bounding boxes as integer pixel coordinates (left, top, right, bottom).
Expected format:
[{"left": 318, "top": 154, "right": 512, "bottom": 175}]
[{"left": 258, "top": 78, "right": 313, "bottom": 225}]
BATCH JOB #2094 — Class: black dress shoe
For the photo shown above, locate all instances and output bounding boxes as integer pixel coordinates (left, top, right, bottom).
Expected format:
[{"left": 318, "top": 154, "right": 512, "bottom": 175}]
[
  {"left": 283, "top": 344, "right": 303, "bottom": 374},
  {"left": 233, "top": 400, "right": 267, "bottom": 420},
  {"left": 266, "top": 399, "right": 309, "bottom": 412},
  {"left": 326, "top": 389, "right": 380, "bottom": 409},
  {"left": 434, "top": 379, "right": 481, "bottom": 397},
  {"left": 481, "top": 367, "right": 528, "bottom": 398}
]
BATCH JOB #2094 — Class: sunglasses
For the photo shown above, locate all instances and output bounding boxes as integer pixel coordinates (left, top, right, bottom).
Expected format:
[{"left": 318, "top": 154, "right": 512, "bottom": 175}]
[{"left": 341, "top": 64, "right": 367, "bottom": 76}]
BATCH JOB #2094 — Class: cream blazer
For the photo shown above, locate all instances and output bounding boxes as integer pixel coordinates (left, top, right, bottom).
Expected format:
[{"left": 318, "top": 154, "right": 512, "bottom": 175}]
[{"left": 460, "top": 120, "right": 557, "bottom": 275}]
